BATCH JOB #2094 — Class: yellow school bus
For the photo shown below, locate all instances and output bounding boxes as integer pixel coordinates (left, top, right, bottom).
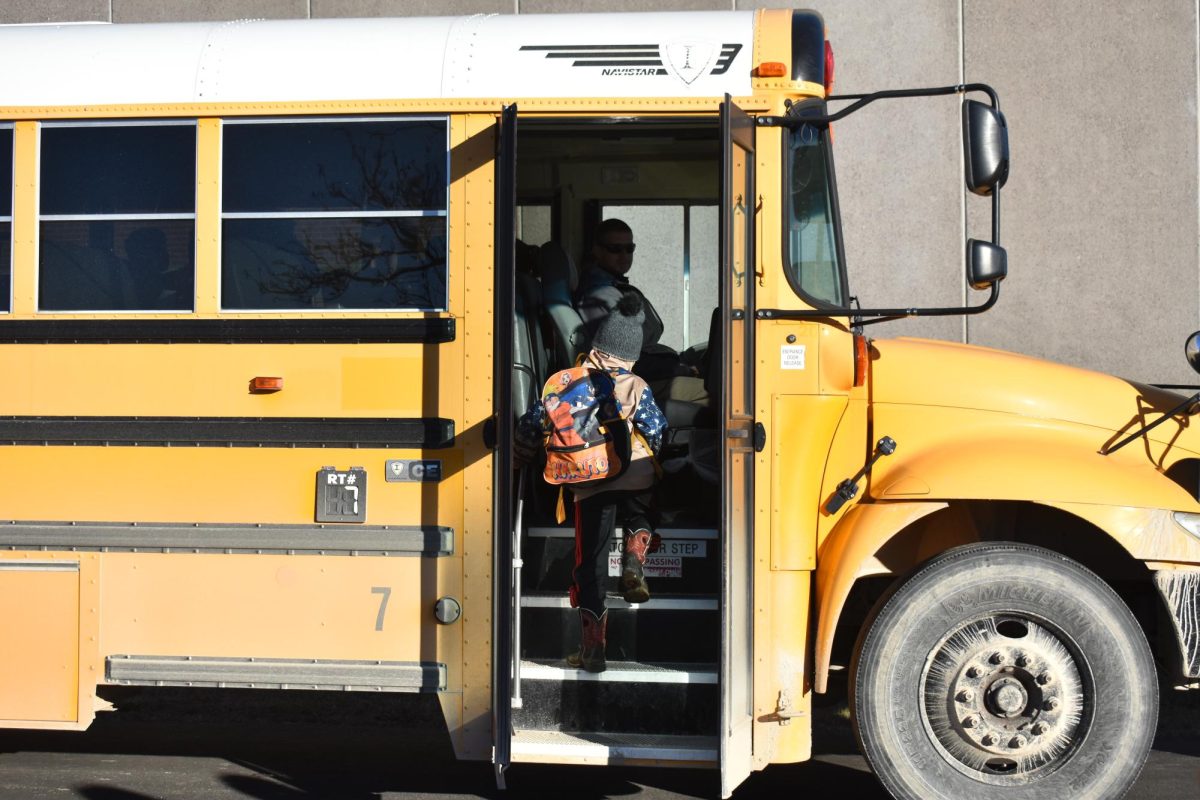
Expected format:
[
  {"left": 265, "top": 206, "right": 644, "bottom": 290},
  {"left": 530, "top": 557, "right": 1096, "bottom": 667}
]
[{"left": 0, "top": 9, "right": 1196, "bottom": 799}]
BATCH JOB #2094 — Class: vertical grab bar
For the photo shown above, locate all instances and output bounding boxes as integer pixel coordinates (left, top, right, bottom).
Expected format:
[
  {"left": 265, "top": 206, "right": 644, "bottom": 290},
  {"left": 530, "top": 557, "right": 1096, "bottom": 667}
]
[{"left": 511, "top": 467, "right": 527, "bottom": 709}]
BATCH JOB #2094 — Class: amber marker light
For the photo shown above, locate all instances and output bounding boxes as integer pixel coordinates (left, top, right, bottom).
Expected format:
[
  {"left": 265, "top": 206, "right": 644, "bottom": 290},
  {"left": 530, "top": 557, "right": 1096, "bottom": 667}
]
[
  {"left": 756, "top": 62, "right": 787, "bottom": 78},
  {"left": 250, "top": 376, "right": 284, "bottom": 393},
  {"left": 854, "top": 335, "right": 869, "bottom": 387}
]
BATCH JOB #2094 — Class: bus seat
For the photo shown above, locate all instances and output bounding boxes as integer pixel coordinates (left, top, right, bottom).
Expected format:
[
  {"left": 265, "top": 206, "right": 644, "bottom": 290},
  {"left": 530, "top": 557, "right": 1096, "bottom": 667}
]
[
  {"left": 514, "top": 270, "right": 544, "bottom": 413},
  {"left": 537, "top": 242, "right": 587, "bottom": 369}
]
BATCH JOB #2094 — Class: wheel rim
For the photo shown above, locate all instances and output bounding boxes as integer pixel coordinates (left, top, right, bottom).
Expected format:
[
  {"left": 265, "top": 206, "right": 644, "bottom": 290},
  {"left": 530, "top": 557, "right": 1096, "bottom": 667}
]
[{"left": 921, "top": 614, "right": 1087, "bottom": 784}]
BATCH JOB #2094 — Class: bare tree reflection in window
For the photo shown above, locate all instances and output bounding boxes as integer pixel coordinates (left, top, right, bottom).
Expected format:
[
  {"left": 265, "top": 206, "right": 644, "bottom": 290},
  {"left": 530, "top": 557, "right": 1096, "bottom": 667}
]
[{"left": 223, "top": 122, "right": 448, "bottom": 311}]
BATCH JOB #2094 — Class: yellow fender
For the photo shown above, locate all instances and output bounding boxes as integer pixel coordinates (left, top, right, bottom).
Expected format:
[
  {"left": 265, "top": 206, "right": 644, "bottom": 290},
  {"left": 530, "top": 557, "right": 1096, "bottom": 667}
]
[
  {"left": 813, "top": 501, "right": 946, "bottom": 693},
  {"left": 813, "top": 435, "right": 1200, "bottom": 693}
]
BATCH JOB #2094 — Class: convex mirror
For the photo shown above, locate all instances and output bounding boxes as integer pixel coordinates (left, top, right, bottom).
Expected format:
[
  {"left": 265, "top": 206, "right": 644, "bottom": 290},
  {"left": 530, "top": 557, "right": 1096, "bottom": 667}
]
[
  {"left": 1185, "top": 331, "right": 1200, "bottom": 374},
  {"left": 962, "top": 99, "right": 1009, "bottom": 196}
]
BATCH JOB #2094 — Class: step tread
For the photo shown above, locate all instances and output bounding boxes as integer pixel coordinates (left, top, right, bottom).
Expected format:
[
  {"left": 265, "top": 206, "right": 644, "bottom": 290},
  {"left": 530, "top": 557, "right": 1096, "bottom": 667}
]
[
  {"left": 520, "top": 594, "right": 717, "bottom": 610},
  {"left": 528, "top": 526, "right": 718, "bottom": 539},
  {"left": 520, "top": 658, "right": 717, "bottom": 684},
  {"left": 511, "top": 729, "right": 718, "bottom": 763}
]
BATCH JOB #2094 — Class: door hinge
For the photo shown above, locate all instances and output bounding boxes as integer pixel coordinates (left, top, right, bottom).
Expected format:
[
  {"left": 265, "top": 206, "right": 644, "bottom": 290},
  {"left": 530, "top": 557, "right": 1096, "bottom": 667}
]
[{"left": 483, "top": 415, "right": 497, "bottom": 450}]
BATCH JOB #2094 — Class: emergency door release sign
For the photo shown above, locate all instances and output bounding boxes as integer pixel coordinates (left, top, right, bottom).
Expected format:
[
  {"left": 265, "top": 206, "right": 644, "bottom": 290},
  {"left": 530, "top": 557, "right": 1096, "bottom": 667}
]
[
  {"left": 781, "top": 345, "right": 806, "bottom": 370},
  {"left": 316, "top": 467, "right": 367, "bottom": 523}
]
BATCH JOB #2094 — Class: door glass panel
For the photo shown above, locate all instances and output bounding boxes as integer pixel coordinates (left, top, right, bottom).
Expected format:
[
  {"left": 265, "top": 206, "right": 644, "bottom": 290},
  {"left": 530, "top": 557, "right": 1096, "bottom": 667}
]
[
  {"left": 1, "top": 126, "right": 11, "bottom": 313},
  {"left": 728, "top": 143, "right": 752, "bottom": 417},
  {"left": 687, "top": 205, "right": 719, "bottom": 349}
]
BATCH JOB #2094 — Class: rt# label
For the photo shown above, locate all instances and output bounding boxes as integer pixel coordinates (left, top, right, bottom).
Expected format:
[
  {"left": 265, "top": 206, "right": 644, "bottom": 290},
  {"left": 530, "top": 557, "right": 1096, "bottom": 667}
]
[
  {"left": 781, "top": 344, "right": 806, "bottom": 370},
  {"left": 316, "top": 467, "right": 367, "bottom": 523}
]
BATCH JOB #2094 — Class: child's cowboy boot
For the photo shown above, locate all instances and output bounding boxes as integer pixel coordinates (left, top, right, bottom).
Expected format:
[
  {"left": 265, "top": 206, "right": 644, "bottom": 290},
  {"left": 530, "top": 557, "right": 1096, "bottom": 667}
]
[
  {"left": 566, "top": 608, "right": 608, "bottom": 672},
  {"left": 621, "top": 528, "right": 652, "bottom": 604}
]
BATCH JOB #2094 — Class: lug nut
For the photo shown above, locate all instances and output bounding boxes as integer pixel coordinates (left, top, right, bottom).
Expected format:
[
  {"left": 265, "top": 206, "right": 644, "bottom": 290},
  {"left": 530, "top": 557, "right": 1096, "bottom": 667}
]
[
  {"left": 966, "top": 665, "right": 982, "bottom": 678},
  {"left": 1032, "top": 722, "right": 1049, "bottom": 736},
  {"left": 1009, "top": 735, "right": 1027, "bottom": 749},
  {"left": 1036, "top": 673, "right": 1053, "bottom": 686},
  {"left": 956, "top": 689, "right": 975, "bottom": 703},
  {"left": 989, "top": 651, "right": 1006, "bottom": 665},
  {"left": 1043, "top": 697, "right": 1060, "bottom": 711},
  {"left": 1015, "top": 654, "right": 1031, "bottom": 668},
  {"left": 962, "top": 714, "right": 981, "bottom": 729},
  {"left": 981, "top": 733, "right": 996, "bottom": 746}
]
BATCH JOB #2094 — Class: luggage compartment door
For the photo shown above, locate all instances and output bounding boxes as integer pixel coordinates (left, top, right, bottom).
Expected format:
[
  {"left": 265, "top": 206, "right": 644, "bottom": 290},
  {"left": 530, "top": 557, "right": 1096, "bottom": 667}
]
[{"left": 0, "top": 556, "right": 98, "bottom": 729}]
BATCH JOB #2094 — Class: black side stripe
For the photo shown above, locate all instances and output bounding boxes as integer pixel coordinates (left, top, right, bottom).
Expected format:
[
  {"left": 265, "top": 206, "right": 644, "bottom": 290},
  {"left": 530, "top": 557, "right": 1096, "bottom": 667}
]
[
  {"left": 0, "top": 416, "right": 455, "bottom": 449},
  {"left": 0, "top": 317, "right": 455, "bottom": 344}
]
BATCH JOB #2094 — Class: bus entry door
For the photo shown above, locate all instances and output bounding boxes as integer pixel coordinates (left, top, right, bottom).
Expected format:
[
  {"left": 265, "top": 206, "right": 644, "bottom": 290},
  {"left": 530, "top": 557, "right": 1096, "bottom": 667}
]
[{"left": 719, "top": 96, "right": 756, "bottom": 798}]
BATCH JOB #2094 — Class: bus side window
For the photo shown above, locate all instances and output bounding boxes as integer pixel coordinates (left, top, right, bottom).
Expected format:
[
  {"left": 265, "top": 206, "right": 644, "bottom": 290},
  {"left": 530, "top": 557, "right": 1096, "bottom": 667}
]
[
  {"left": 38, "top": 122, "right": 196, "bottom": 313},
  {"left": 220, "top": 119, "right": 449, "bottom": 312}
]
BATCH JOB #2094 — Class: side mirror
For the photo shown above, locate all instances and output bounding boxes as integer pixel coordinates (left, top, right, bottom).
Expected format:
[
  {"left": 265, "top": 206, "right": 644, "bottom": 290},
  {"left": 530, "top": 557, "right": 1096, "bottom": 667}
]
[
  {"left": 1186, "top": 332, "right": 1200, "bottom": 374},
  {"left": 962, "top": 99, "right": 1009, "bottom": 196},
  {"left": 967, "top": 239, "right": 1007, "bottom": 289}
]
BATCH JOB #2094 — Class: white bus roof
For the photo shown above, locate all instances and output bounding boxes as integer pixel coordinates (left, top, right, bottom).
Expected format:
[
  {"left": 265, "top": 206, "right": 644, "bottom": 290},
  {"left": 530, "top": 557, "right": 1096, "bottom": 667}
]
[{"left": 0, "top": 12, "right": 755, "bottom": 108}]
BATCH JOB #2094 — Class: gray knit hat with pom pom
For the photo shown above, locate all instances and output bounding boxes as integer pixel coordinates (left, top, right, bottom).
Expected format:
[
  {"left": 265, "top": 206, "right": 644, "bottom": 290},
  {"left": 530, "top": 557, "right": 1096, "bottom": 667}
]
[{"left": 592, "top": 292, "right": 645, "bottom": 361}]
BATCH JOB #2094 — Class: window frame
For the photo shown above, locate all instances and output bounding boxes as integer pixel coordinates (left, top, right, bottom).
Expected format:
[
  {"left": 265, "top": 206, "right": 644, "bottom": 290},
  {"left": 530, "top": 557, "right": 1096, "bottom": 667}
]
[
  {"left": 37, "top": 119, "right": 198, "bottom": 315},
  {"left": 218, "top": 115, "right": 451, "bottom": 314},
  {"left": 0, "top": 123, "right": 13, "bottom": 314},
  {"left": 780, "top": 119, "right": 851, "bottom": 311}
]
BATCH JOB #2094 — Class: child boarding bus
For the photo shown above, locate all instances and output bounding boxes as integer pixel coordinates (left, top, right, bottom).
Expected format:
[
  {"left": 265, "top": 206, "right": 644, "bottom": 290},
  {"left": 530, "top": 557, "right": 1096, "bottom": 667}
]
[{"left": 0, "top": 9, "right": 1196, "bottom": 800}]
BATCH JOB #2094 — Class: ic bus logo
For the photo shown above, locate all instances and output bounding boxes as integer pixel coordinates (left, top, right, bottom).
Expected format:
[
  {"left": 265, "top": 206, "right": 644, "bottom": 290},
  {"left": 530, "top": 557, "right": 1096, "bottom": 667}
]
[{"left": 519, "top": 42, "right": 743, "bottom": 85}]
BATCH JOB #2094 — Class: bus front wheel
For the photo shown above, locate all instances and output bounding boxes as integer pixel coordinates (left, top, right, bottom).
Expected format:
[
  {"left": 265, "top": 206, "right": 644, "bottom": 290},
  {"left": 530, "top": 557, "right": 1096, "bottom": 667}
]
[{"left": 850, "top": 542, "right": 1156, "bottom": 800}]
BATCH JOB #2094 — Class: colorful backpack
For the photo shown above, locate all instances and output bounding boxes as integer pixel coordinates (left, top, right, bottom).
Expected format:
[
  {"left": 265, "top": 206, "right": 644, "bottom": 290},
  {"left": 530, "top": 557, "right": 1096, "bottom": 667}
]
[{"left": 539, "top": 364, "right": 631, "bottom": 486}]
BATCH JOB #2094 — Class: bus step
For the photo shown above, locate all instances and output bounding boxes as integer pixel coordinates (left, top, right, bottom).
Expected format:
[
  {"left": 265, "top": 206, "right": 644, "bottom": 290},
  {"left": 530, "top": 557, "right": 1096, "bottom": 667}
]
[
  {"left": 520, "top": 658, "right": 716, "bottom": 684},
  {"left": 510, "top": 730, "right": 718, "bottom": 766},
  {"left": 520, "top": 594, "right": 717, "bottom": 610},
  {"left": 520, "top": 598, "right": 718, "bottom": 662},
  {"left": 514, "top": 662, "right": 718, "bottom": 735},
  {"left": 523, "top": 527, "right": 719, "bottom": 596}
]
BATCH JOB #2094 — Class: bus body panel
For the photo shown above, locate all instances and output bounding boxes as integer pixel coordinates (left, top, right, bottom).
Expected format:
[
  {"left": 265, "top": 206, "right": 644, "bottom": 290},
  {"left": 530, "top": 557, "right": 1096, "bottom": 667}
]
[
  {"left": 870, "top": 403, "right": 1197, "bottom": 510},
  {"left": 0, "top": 13, "right": 756, "bottom": 108}
]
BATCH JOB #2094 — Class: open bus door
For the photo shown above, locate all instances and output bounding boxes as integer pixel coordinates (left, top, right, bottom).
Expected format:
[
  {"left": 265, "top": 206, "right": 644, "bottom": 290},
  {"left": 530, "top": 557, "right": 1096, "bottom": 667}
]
[
  {"left": 719, "top": 96, "right": 756, "bottom": 798},
  {"left": 492, "top": 103, "right": 518, "bottom": 788}
]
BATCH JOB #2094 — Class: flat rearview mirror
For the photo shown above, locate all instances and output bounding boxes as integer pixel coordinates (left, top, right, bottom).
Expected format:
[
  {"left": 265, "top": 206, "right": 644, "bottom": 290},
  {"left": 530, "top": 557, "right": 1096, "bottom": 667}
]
[
  {"left": 1186, "top": 332, "right": 1200, "bottom": 374},
  {"left": 962, "top": 99, "right": 1009, "bottom": 196},
  {"left": 967, "top": 239, "right": 1007, "bottom": 289}
]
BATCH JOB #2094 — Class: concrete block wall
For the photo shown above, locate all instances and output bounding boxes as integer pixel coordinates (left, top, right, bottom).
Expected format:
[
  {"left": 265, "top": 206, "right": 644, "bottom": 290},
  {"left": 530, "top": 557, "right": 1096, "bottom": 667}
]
[{"left": 3, "top": 1, "right": 1197, "bottom": 384}]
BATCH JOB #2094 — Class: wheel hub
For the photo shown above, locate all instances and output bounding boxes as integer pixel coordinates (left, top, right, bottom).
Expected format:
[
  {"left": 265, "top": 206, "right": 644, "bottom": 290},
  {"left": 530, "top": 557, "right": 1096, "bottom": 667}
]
[
  {"left": 922, "top": 615, "right": 1085, "bottom": 783},
  {"left": 987, "top": 677, "right": 1027, "bottom": 717}
]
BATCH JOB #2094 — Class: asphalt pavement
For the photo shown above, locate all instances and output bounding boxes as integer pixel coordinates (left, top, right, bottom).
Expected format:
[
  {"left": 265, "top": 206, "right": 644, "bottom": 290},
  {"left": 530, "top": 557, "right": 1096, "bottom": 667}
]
[{"left": 0, "top": 681, "right": 1195, "bottom": 799}]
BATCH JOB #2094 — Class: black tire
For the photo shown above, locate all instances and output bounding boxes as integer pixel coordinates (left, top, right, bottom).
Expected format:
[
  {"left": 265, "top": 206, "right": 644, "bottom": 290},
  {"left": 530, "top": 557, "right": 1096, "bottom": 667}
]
[{"left": 850, "top": 542, "right": 1157, "bottom": 800}]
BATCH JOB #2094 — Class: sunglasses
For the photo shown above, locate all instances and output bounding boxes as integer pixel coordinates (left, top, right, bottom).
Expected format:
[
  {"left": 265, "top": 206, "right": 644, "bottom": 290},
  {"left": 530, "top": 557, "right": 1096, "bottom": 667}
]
[{"left": 600, "top": 242, "right": 637, "bottom": 255}]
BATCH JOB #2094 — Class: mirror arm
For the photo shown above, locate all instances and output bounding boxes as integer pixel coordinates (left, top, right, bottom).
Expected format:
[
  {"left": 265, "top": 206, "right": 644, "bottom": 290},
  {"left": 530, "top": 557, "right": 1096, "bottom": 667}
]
[
  {"left": 989, "top": 178, "right": 1002, "bottom": 247},
  {"left": 756, "top": 282, "right": 1000, "bottom": 324},
  {"left": 1101, "top": 391, "right": 1200, "bottom": 455},
  {"left": 755, "top": 83, "right": 1000, "bottom": 128}
]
